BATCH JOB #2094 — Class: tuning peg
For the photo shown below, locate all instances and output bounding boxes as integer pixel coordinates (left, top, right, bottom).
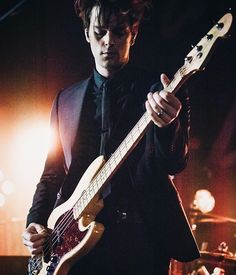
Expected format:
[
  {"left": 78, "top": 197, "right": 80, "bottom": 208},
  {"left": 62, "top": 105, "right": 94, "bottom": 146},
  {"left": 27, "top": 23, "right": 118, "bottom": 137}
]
[
  {"left": 206, "top": 34, "right": 213, "bottom": 40},
  {"left": 196, "top": 45, "right": 203, "bottom": 51},
  {"left": 184, "top": 56, "right": 192, "bottom": 63},
  {"left": 216, "top": 22, "right": 224, "bottom": 29},
  {"left": 197, "top": 52, "right": 203, "bottom": 59}
]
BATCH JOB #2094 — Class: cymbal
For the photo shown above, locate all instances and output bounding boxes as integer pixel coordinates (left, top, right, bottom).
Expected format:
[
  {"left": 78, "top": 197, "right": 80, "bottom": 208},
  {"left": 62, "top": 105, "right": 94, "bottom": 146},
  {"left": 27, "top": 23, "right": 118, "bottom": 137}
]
[
  {"left": 192, "top": 212, "right": 236, "bottom": 224},
  {"left": 196, "top": 218, "right": 229, "bottom": 224},
  {"left": 200, "top": 251, "right": 236, "bottom": 267}
]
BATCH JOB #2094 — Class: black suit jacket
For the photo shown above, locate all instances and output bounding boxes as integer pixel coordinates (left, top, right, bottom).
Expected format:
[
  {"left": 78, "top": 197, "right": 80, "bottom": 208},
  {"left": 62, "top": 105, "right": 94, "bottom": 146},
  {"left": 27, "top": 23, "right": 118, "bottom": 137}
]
[{"left": 27, "top": 66, "right": 200, "bottom": 262}]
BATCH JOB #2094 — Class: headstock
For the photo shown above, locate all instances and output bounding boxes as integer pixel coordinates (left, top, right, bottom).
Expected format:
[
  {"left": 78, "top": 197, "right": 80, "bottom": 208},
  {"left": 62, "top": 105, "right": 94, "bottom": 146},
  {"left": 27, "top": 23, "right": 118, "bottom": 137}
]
[{"left": 183, "top": 13, "right": 233, "bottom": 76}]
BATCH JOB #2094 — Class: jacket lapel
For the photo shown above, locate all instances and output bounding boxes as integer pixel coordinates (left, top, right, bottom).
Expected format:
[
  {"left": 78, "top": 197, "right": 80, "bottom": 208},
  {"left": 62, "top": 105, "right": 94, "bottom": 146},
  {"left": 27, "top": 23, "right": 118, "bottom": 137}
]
[{"left": 58, "top": 77, "right": 92, "bottom": 169}]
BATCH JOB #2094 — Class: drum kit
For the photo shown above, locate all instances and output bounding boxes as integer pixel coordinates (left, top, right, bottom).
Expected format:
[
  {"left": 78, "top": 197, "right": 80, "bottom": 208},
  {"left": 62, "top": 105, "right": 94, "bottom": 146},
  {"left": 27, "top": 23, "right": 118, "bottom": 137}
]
[{"left": 187, "top": 211, "right": 236, "bottom": 275}]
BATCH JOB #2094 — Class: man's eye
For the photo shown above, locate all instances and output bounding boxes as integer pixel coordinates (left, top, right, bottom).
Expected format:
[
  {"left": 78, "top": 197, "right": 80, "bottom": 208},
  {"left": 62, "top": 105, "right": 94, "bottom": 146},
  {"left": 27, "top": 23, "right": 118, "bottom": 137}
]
[
  {"left": 94, "top": 30, "right": 106, "bottom": 37},
  {"left": 113, "top": 28, "right": 127, "bottom": 37}
]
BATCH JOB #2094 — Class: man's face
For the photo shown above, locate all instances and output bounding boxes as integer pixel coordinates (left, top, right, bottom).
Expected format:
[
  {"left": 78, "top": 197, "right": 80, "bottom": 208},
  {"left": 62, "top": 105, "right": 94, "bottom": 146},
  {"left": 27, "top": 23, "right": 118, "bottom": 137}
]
[{"left": 85, "top": 6, "right": 138, "bottom": 77}]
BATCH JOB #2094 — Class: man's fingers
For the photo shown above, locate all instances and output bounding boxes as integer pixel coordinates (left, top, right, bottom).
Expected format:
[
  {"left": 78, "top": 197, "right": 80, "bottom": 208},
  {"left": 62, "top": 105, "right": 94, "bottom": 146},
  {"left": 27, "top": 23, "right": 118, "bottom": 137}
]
[
  {"left": 22, "top": 223, "right": 49, "bottom": 256},
  {"left": 26, "top": 243, "right": 44, "bottom": 255},
  {"left": 28, "top": 222, "right": 47, "bottom": 234},
  {"left": 159, "top": 90, "right": 181, "bottom": 111},
  {"left": 23, "top": 230, "right": 48, "bottom": 243},
  {"left": 145, "top": 100, "right": 169, "bottom": 127},
  {"left": 160, "top": 73, "right": 170, "bottom": 88},
  {"left": 23, "top": 236, "right": 45, "bottom": 248}
]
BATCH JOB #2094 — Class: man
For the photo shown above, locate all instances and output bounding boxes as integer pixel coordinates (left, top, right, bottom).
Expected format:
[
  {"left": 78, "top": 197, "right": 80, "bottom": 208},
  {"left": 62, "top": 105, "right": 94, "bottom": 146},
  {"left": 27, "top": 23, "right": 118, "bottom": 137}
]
[{"left": 22, "top": 0, "right": 200, "bottom": 274}]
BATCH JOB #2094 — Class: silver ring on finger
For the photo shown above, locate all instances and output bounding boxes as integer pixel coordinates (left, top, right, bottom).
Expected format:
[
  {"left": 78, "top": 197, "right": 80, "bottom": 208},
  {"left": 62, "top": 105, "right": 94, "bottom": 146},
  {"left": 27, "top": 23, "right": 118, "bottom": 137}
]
[{"left": 157, "top": 109, "right": 164, "bottom": 117}]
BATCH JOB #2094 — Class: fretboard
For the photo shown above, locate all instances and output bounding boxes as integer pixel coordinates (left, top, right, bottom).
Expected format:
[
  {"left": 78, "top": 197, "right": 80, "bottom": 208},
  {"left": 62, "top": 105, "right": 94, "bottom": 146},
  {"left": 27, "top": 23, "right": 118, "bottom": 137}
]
[{"left": 72, "top": 64, "right": 188, "bottom": 219}]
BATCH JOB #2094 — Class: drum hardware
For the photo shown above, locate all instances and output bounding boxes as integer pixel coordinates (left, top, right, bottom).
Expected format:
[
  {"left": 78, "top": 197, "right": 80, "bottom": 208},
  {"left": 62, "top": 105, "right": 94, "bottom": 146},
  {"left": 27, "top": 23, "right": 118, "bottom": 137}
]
[
  {"left": 189, "top": 210, "right": 236, "bottom": 225},
  {"left": 188, "top": 190, "right": 236, "bottom": 274},
  {"left": 198, "top": 242, "right": 236, "bottom": 274}
]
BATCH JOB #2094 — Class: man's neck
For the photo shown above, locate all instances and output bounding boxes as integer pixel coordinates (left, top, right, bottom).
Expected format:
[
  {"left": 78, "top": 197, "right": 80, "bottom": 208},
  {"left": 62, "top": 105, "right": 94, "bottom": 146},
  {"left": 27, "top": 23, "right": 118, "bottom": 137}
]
[{"left": 95, "top": 63, "right": 128, "bottom": 78}]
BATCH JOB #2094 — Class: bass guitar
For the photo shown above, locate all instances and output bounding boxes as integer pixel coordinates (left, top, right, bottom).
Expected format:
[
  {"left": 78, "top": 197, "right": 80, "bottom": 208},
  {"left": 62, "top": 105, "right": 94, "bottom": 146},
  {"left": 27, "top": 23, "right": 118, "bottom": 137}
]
[{"left": 28, "top": 13, "right": 233, "bottom": 275}]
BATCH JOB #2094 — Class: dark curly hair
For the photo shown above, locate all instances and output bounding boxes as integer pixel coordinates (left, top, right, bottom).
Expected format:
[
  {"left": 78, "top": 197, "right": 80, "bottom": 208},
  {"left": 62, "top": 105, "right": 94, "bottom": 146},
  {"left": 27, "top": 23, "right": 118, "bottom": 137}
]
[{"left": 74, "top": 0, "right": 152, "bottom": 28}]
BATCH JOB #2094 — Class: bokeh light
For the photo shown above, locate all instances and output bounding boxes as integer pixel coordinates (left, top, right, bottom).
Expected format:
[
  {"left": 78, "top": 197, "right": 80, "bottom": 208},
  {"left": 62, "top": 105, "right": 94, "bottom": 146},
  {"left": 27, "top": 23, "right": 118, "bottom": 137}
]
[
  {"left": 194, "top": 189, "right": 215, "bottom": 213},
  {"left": 0, "top": 170, "right": 4, "bottom": 182},
  {"left": 1, "top": 180, "right": 14, "bottom": 195},
  {"left": 0, "top": 192, "right": 6, "bottom": 207},
  {"left": 9, "top": 119, "right": 53, "bottom": 191}
]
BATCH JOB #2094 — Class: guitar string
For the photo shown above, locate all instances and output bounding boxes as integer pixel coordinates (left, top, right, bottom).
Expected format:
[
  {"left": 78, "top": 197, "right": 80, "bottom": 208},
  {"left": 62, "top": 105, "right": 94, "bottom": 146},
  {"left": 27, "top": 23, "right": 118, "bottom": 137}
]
[
  {"left": 29, "top": 61, "right": 189, "bottom": 271},
  {"left": 30, "top": 23, "right": 222, "bottom": 270},
  {"left": 30, "top": 58, "right": 191, "bottom": 270},
  {"left": 30, "top": 68, "right": 184, "bottom": 270},
  {"left": 30, "top": 112, "right": 151, "bottom": 271},
  {"left": 30, "top": 32, "right": 216, "bottom": 269},
  {"left": 30, "top": 55, "right": 194, "bottom": 269},
  {"left": 30, "top": 128, "right": 141, "bottom": 271}
]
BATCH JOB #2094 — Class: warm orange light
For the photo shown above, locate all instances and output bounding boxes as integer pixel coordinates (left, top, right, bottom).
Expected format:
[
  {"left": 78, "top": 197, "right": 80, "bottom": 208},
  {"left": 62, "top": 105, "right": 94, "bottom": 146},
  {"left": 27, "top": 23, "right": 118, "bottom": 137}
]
[
  {"left": 194, "top": 189, "right": 215, "bottom": 213},
  {"left": 0, "top": 192, "right": 6, "bottom": 207},
  {"left": 1, "top": 180, "right": 14, "bottom": 195},
  {"left": 0, "top": 170, "right": 4, "bottom": 182},
  {"left": 7, "top": 118, "right": 54, "bottom": 210}
]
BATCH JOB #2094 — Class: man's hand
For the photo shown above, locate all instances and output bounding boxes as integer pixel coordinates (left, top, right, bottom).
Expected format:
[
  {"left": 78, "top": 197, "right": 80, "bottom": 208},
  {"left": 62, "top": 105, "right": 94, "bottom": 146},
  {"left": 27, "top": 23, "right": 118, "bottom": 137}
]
[
  {"left": 145, "top": 73, "right": 182, "bottom": 127},
  {"left": 22, "top": 223, "right": 49, "bottom": 256}
]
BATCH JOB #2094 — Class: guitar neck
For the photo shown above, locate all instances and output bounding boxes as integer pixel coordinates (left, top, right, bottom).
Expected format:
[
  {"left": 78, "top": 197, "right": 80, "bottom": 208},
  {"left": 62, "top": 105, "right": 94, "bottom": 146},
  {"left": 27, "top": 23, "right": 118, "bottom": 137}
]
[
  {"left": 73, "top": 11, "right": 234, "bottom": 217},
  {"left": 92, "top": 64, "right": 189, "bottom": 185},
  {"left": 72, "top": 65, "right": 189, "bottom": 218}
]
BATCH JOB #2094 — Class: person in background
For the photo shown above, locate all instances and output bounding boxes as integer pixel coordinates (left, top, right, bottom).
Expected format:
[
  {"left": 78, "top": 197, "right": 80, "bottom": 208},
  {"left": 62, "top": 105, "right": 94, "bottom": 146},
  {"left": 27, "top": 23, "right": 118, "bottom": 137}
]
[{"left": 22, "top": 0, "right": 199, "bottom": 274}]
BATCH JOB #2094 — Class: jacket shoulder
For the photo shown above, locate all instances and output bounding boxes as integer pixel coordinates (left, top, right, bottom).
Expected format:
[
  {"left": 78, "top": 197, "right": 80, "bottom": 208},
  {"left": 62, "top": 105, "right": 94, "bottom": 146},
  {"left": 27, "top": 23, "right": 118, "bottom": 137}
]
[{"left": 58, "top": 77, "right": 91, "bottom": 102}]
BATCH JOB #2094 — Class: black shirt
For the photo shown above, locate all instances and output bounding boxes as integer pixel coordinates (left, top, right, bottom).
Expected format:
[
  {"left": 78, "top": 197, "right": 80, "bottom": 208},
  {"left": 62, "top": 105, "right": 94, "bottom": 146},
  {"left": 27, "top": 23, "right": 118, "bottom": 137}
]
[{"left": 77, "top": 64, "right": 145, "bottom": 224}]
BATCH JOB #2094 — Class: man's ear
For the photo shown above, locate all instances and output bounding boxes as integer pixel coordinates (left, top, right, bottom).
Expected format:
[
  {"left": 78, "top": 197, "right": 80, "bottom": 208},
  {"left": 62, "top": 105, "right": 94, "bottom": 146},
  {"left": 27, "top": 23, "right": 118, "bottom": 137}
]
[
  {"left": 84, "top": 28, "right": 90, "bottom": 43},
  {"left": 131, "top": 23, "right": 139, "bottom": 46}
]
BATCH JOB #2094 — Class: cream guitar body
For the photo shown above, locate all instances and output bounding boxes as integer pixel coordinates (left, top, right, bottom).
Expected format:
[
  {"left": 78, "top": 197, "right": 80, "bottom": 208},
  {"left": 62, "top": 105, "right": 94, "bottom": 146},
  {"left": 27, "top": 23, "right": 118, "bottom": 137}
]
[
  {"left": 30, "top": 156, "right": 105, "bottom": 275},
  {"left": 28, "top": 13, "right": 233, "bottom": 275}
]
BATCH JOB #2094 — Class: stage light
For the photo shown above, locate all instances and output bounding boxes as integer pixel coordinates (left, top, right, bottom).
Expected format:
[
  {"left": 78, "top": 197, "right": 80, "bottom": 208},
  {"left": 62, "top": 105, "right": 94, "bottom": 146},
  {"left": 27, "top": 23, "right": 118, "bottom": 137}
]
[
  {"left": 7, "top": 118, "right": 54, "bottom": 212},
  {"left": 9, "top": 119, "right": 53, "bottom": 183},
  {"left": 0, "top": 192, "right": 6, "bottom": 207},
  {"left": 1, "top": 180, "right": 14, "bottom": 195},
  {"left": 193, "top": 189, "right": 215, "bottom": 213},
  {"left": 0, "top": 170, "right": 4, "bottom": 182}
]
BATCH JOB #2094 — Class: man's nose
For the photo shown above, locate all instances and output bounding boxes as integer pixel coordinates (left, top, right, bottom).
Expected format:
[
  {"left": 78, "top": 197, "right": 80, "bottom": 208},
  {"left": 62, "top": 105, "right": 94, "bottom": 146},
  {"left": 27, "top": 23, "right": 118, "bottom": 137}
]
[{"left": 103, "top": 31, "right": 115, "bottom": 46}]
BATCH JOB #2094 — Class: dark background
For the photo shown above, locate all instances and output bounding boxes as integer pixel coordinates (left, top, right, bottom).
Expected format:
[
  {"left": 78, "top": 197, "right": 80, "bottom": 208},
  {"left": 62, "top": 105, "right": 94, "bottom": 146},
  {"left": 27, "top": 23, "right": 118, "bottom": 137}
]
[{"left": 0, "top": 0, "right": 236, "bottom": 256}]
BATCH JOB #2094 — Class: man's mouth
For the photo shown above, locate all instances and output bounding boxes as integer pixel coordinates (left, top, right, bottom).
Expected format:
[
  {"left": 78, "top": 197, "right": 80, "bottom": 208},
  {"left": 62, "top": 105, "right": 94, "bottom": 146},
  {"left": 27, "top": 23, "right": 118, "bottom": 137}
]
[{"left": 102, "top": 51, "right": 116, "bottom": 56}]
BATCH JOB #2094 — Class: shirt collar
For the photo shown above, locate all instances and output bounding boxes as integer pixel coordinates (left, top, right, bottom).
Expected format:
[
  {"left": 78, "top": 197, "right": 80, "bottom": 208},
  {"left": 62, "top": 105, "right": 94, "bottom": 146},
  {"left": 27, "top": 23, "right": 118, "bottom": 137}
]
[
  {"left": 93, "top": 69, "right": 107, "bottom": 90},
  {"left": 93, "top": 63, "right": 133, "bottom": 91}
]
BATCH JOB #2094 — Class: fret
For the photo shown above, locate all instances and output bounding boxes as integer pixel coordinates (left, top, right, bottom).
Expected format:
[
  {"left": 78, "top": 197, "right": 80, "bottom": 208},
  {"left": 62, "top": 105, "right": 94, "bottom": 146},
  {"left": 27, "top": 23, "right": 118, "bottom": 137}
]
[
  {"left": 118, "top": 144, "right": 125, "bottom": 159},
  {"left": 95, "top": 176, "right": 102, "bottom": 190},
  {"left": 112, "top": 152, "right": 118, "bottom": 166},
  {"left": 88, "top": 183, "right": 95, "bottom": 197},
  {"left": 119, "top": 142, "right": 126, "bottom": 155},
  {"left": 107, "top": 155, "right": 115, "bottom": 170},
  {"left": 93, "top": 177, "right": 100, "bottom": 190},
  {"left": 70, "top": 13, "right": 234, "bottom": 223},
  {"left": 47, "top": 18, "right": 233, "bottom": 269},
  {"left": 80, "top": 191, "right": 86, "bottom": 208},
  {"left": 73, "top": 205, "right": 78, "bottom": 218},
  {"left": 107, "top": 158, "right": 113, "bottom": 173},
  {"left": 77, "top": 200, "right": 82, "bottom": 213},
  {"left": 73, "top": 200, "right": 82, "bottom": 219},
  {"left": 123, "top": 137, "right": 129, "bottom": 152},
  {"left": 71, "top": 62, "right": 190, "bottom": 221}
]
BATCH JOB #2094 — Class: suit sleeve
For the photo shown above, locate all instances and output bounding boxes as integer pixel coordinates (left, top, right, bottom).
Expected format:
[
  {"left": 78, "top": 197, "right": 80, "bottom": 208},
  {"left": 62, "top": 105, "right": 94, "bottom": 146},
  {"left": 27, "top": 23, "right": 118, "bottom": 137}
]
[
  {"left": 26, "top": 94, "right": 67, "bottom": 227},
  {"left": 152, "top": 85, "right": 190, "bottom": 175}
]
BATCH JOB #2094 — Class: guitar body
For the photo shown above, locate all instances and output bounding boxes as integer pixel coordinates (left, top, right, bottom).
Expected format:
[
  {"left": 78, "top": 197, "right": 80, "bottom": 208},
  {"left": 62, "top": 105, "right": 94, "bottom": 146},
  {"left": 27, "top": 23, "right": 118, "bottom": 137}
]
[
  {"left": 28, "top": 12, "right": 233, "bottom": 275},
  {"left": 36, "top": 156, "right": 106, "bottom": 275}
]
